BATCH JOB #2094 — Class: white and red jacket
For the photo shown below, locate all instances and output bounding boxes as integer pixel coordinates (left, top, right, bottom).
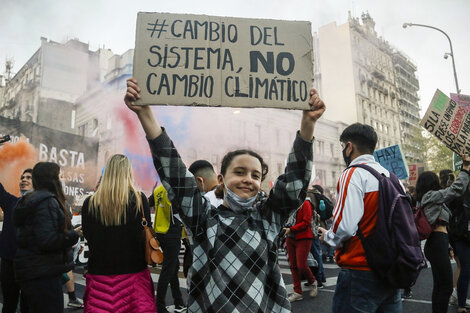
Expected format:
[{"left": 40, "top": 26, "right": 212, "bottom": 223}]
[{"left": 324, "top": 154, "right": 396, "bottom": 271}]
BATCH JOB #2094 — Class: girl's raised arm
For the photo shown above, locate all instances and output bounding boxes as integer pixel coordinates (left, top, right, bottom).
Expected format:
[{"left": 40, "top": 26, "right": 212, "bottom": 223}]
[
  {"left": 124, "top": 78, "right": 162, "bottom": 140},
  {"left": 300, "top": 88, "right": 326, "bottom": 141},
  {"left": 124, "top": 78, "right": 209, "bottom": 237}
]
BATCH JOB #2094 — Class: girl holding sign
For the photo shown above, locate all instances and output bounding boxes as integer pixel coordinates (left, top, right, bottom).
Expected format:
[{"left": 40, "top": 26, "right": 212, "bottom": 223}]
[{"left": 124, "top": 78, "right": 325, "bottom": 312}]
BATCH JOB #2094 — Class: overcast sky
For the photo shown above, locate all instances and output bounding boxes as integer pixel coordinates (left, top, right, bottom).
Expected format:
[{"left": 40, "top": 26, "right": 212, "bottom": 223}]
[{"left": 1, "top": 0, "right": 468, "bottom": 115}]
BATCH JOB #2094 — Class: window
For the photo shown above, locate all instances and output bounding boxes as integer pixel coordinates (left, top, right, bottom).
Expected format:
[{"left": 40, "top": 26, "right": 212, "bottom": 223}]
[
  {"left": 78, "top": 124, "right": 86, "bottom": 136},
  {"left": 91, "top": 118, "right": 99, "bottom": 137},
  {"left": 255, "top": 124, "right": 261, "bottom": 145},
  {"left": 317, "top": 141, "right": 325, "bottom": 155},
  {"left": 330, "top": 143, "right": 335, "bottom": 157},
  {"left": 71, "top": 110, "right": 76, "bottom": 129}
]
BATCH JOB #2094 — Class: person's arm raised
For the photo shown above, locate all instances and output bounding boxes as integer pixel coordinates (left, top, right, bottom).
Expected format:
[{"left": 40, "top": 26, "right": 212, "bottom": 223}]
[
  {"left": 124, "top": 78, "right": 162, "bottom": 140},
  {"left": 300, "top": 88, "right": 326, "bottom": 142}
]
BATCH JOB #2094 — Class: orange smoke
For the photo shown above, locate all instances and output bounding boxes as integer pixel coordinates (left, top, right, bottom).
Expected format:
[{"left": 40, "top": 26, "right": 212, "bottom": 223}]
[{"left": 0, "top": 138, "right": 37, "bottom": 196}]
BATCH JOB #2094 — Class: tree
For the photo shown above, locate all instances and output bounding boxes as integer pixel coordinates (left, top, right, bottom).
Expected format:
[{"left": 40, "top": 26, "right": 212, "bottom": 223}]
[{"left": 422, "top": 131, "right": 453, "bottom": 172}]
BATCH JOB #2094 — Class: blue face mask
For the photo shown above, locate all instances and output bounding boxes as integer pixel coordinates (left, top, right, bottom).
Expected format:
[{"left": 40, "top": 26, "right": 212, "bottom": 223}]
[{"left": 222, "top": 178, "right": 258, "bottom": 213}]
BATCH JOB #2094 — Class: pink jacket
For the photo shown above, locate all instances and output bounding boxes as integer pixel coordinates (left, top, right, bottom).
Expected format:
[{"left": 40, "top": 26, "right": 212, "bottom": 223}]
[{"left": 84, "top": 269, "right": 156, "bottom": 313}]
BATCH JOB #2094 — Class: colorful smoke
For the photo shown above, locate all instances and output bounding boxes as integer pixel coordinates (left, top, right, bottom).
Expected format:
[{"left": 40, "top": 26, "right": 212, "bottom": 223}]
[{"left": 0, "top": 138, "right": 37, "bottom": 196}]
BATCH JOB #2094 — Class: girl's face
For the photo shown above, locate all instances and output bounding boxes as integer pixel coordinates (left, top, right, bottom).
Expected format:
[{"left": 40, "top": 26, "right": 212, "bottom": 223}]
[{"left": 218, "top": 154, "right": 262, "bottom": 199}]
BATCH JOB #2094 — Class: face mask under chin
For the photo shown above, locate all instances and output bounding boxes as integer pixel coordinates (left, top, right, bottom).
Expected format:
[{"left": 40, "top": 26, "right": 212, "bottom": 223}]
[{"left": 222, "top": 177, "right": 258, "bottom": 213}]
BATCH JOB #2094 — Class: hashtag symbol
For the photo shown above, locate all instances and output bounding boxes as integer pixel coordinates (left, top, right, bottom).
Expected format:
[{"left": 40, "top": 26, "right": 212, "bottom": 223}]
[{"left": 147, "top": 19, "right": 168, "bottom": 38}]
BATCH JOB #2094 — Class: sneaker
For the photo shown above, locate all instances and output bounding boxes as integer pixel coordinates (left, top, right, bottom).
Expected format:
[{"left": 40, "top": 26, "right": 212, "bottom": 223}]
[
  {"left": 450, "top": 289, "right": 458, "bottom": 306},
  {"left": 67, "top": 298, "right": 84, "bottom": 308},
  {"left": 288, "top": 292, "right": 303, "bottom": 302},
  {"left": 322, "top": 277, "right": 327, "bottom": 283},
  {"left": 402, "top": 291, "right": 412, "bottom": 299},
  {"left": 174, "top": 305, "right": 187, "bottom": 312},
  {"left": 308, "top": 281, "right": 318, "bottom": 297}
]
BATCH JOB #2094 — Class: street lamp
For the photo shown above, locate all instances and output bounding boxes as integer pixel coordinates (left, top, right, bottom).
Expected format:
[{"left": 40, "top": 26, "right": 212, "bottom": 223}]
[{"left": 403, "top": 22, "right": 460, "bottom": 94}]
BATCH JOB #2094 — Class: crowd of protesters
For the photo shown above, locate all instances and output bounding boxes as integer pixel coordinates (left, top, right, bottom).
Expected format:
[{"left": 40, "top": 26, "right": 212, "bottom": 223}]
[{"left": 0, "top": 77, "right": 469, "bottom": 313}]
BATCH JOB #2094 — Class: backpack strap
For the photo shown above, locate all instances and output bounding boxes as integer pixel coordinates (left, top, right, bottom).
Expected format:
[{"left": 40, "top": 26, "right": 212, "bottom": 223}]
[
  {"left": 348, "top": 163, "right": 384, "bottom": 180},
  {"left": 347, "top": 163, "right": 389, "bottom": 243},
  {"left": 349, "top": 163, "right": 403, "bottom": 191}
]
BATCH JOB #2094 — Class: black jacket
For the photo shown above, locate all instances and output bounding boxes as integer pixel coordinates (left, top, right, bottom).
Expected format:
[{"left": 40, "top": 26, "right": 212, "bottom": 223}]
[{"left": 13, "top": 190, "right": 78, "bottom": 282}]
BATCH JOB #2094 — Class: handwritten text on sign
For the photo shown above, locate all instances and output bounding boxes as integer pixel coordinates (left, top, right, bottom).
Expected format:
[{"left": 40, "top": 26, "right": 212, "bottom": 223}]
[
  {"left": 373, "top": 144, "right": 409, "bottom": 179},
  {"left": 133, "top": 13, "right": 313, "bottom": 109},
  {"left": 420, "top": 89, "right": 470, "bottom": 155}
]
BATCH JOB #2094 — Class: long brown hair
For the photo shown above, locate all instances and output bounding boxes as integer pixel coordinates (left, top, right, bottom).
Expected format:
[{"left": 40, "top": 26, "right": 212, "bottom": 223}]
[
  {"left": 32, "top": 162, "right": 71, "bottom": 230},
  {"left": 89, "top": 154, "right": 142, "bottom": 226}
]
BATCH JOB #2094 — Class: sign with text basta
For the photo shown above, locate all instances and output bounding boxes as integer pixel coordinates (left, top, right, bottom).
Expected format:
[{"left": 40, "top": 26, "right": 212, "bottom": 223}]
[
  {"left": 133, "top": 12, "right": 313, "bottom": 110},
  {"left": 420, "top": 89, "right": 470, "bottom": 156}
]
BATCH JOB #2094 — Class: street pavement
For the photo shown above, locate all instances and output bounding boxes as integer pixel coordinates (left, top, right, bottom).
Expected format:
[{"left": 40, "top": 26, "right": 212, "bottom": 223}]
[{"left": 0, "top": 250, "right": 467, "bottom": 313}]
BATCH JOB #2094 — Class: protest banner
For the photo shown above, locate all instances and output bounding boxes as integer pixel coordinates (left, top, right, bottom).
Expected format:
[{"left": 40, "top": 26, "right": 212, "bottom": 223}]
[
  {"left": 451, "top": 93, "right": 470, "bottom": 112},
  {"left": 373, "top": 144, "right": 409, "bottom": 179},
  {"left": 133, "top": 12, "right": 313, "bottom": 109},
  {"left": 0, "top": 116, "right": 99, "bottom": 201},
  {"left": 408, "top": 163, "right": 425, "bottom": 186},
  {"left": 420, "top": 89, "right": 470, "bottom": 155}
]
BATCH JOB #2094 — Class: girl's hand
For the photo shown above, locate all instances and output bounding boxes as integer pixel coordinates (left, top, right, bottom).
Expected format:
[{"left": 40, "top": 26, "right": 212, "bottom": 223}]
[
  {"left": 299, "top": 88, "right": 325, "bottom": 141},
  {"left": 123, "top": 78, "right": 162, "bottom": 139},
  {"left": 124, "top": 78, "right": 151, "bottom": 114},
  {"left": 303, "top": 88, "right": 326, "bottom": 122}
]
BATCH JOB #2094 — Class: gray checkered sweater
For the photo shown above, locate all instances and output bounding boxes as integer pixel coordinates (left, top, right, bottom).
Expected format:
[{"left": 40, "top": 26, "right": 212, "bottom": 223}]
[{"left": 148, "top": 130, "right": 313, "bottom": 313}]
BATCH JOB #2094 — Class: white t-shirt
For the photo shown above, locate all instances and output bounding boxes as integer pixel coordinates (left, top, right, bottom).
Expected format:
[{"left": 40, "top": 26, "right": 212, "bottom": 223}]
[{"left": 204, "top": 189, "right": 224, "bottom": 207}]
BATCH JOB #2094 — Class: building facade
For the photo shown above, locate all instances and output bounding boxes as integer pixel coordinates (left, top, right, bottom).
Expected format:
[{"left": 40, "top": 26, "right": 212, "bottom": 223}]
[
  {"left": 0, "top": 37, "right": 114, "bottom": 134},
  {"left": 392, "top": 51, "right": 422, "bottom": 163},
  {"left": 315, "top": 12, "right": 422, "bottom": 163}
]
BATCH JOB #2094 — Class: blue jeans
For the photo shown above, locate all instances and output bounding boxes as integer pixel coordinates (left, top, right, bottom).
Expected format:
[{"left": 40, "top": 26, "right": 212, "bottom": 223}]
[
  {"left": 310, "top": 237, "right": 325, "bottom": 281},
  {"left": 332, "top": 268, "right": 402, "bottom": 313}
]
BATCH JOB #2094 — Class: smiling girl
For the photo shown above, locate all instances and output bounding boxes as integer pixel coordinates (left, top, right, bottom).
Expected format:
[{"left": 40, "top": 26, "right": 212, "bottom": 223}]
[{"left": 124, "top": 78, "right": 325, "bottom": 313}]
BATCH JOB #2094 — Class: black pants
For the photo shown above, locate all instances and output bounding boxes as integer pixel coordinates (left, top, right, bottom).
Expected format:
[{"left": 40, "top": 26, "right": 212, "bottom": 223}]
[
  {"left": 456, "top": 240, "right": 470, "bottom": 308},
  {"left": 1, "top": 258, "right": 28, "bottom": 313},
  {"left": 156, "top": 235, "right": 184, "bottom": 311},
  {"left": 19, "top": 275, "right": 63, "bottom": 313},
  {"left": 424, "top": 231, "right": 453, "bottom": 313}
]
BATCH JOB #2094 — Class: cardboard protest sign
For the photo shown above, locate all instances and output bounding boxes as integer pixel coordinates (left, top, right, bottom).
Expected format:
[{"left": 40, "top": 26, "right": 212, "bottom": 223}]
[
  {"left": 408, "top": 163, "right": 424, "bottom": 186},
  {"left": 451, "top": 93, "right": 470, "bottom": 112},
  {"left": 133, "top": 12, "right": 313, "bottom": 109},
  {"left": 373, "top": 144, "right": 409, "bottom": 179},
  {"left": 420, "top": 89, "right": 470, "bottom": 155}
]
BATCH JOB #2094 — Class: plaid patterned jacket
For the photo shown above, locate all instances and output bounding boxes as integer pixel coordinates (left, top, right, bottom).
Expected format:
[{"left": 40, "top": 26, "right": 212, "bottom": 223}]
[{"left": 148, "top": 130, "right": 313, "bottom": 313}]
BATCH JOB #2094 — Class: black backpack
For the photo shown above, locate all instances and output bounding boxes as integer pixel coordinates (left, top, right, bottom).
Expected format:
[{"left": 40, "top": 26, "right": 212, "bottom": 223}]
[
  {"left": 350, "top": 164, "right": 427, "bottom": 289},
  {"left": 312, "top": 192, "right": 333, "bottom": 221}
]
